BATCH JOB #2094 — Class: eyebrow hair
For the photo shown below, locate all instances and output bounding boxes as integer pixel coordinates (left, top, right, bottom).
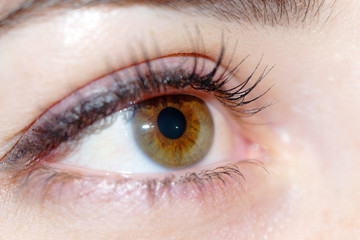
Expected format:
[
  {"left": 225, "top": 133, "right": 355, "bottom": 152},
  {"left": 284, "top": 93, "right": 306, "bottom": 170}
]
[{"left": 0, "top": 0, "right": 336, "bottom": 31}]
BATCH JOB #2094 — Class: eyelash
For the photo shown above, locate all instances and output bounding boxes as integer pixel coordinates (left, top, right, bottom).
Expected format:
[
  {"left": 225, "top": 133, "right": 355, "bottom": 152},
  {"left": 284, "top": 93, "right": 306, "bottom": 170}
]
[
  {"left": 19, "top": 162, "right": 251, "bottom": 204},
  {"left": 1, "top": 43, "right": 270, "bottom": 202}
]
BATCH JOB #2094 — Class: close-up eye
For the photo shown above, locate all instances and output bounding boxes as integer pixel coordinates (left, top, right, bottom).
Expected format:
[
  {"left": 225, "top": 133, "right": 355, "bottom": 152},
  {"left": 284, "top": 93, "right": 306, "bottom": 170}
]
[
  {"left": 2, "top": 53, "right": 268, "bottom": 202},
  {"left": 1, "top": 0, "right": 360, "bottom": 239}
]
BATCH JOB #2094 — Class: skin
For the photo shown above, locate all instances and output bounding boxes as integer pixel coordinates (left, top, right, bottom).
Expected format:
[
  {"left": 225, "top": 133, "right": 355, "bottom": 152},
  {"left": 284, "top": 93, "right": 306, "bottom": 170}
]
[{"left": 0, "top": 0, "right": 360, "bottom": 239}]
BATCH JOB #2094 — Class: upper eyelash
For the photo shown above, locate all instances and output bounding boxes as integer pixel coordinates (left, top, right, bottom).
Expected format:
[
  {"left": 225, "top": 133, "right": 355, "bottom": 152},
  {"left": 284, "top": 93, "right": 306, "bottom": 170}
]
[{"left": 0, "top": 44, "right": 269, "bottom": 173}]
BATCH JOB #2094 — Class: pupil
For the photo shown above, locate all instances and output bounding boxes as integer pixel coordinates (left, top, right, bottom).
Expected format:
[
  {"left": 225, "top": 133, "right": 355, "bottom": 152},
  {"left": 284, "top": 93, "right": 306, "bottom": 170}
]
[{"left": 157, "top": 107, "right": 186, "bottom": 139}]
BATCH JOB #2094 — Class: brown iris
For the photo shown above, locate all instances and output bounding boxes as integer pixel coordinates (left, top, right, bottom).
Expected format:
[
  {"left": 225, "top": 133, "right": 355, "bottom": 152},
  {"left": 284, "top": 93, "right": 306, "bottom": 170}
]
[{"left": 132, "top": 94, "right": 214, "bottom": 168}]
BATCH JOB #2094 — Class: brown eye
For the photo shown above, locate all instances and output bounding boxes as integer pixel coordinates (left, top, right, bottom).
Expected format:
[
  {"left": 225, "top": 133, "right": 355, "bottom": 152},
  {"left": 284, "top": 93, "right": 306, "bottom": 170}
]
[{"left": 132, "top": 94, "right": 214, "bottom": 168}]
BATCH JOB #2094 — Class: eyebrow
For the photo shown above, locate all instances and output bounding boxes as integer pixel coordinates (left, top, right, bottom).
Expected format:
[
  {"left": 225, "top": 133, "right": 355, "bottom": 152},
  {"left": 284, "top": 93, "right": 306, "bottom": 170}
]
[{"left": 0, "top": 0, "right": 336, "bottom": 31}]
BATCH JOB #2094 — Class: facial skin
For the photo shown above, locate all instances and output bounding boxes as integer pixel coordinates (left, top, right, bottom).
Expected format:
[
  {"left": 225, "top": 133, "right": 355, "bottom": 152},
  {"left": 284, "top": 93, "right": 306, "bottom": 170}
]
[{"left": 0, "top": 0, "right": 360, "bottom": 239}]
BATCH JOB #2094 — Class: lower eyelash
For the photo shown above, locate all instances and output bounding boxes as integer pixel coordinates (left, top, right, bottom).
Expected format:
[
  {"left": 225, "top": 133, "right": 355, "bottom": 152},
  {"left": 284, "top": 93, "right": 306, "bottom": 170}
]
[{"left": 13, "top": 160, "right": 266, "bottom": 205}]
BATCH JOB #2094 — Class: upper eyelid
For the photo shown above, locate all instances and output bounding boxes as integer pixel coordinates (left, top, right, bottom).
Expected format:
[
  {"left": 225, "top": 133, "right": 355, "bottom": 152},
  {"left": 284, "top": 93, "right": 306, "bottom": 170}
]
[
  {"left": 18, "top": 162, "right": 249, "bottom": 203},
  {"left": 0, "top": 7, "right": 256, "bottom": 159},
  {"left": 2, "top": 55, "right": 266, "bottom": 173}
]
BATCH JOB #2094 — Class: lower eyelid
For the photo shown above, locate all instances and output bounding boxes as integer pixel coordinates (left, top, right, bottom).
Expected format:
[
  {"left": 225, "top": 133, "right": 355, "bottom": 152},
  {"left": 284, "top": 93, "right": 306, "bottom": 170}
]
[{"left": 14, "top": 160, "right": 268, "bottom": 206}]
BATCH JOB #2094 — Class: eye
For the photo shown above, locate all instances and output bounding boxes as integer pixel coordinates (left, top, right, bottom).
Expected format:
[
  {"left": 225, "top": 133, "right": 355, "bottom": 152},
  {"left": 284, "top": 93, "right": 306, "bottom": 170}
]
[
  {"left": 133, "top": 94, "right": 214, "bottom": 168},
  {"left": 60, "top": 92, "right": 230, "bottom": 174},
  {"left": 1, "top": 52, "right": 269, "bottom": 201}
]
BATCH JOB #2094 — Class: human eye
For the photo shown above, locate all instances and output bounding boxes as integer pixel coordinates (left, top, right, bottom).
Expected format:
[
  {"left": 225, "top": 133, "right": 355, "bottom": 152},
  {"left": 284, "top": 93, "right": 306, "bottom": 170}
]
[
  {"left": 3, "top": 0, "right": 360, "bottom": 239},
  {"left": 1, "top": 44, "right": 270, "bottom": 202},
  {"left": 0, "top": 3, "right": 298, "bottom": 239}
]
